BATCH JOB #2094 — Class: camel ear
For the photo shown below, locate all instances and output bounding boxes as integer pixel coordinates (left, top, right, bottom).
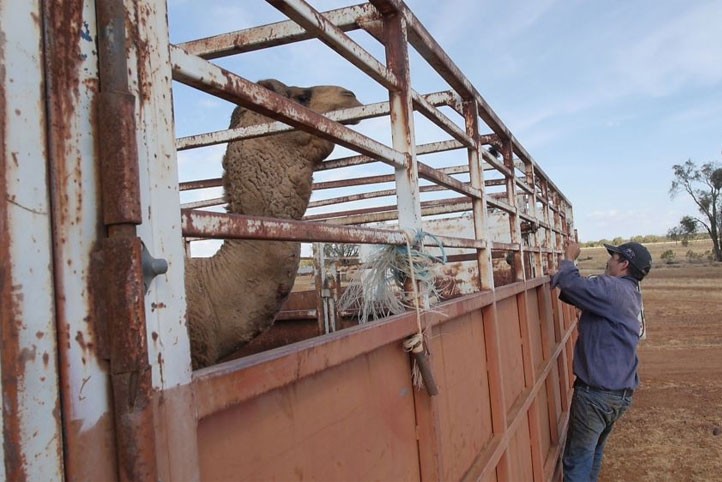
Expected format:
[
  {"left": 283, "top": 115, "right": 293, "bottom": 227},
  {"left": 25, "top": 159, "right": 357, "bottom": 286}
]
[
  {"left": 229, "top": 105, "right": 245, "bottom": 129},
  {"left": 257, "top": 79, "right": 291, "bottom": 98}
]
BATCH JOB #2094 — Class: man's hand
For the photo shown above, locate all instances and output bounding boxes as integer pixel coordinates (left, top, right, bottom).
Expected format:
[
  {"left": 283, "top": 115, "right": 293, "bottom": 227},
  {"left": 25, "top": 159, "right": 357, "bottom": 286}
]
[{"left": 564, "top": 240, "right": 581, "bottom": 261}]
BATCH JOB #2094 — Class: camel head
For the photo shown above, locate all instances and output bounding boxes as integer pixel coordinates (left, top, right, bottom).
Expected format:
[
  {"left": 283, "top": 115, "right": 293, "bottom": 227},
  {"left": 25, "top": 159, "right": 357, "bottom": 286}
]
[{"left": 229, "top": 79, "right": 362, "bottom": 128}]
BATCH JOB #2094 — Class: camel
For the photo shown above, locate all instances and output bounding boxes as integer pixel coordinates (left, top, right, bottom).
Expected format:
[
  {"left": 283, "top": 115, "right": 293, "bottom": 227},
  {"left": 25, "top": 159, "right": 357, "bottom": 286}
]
[{"left": 185, "top": 79, "right": 362, "bottom": 369}]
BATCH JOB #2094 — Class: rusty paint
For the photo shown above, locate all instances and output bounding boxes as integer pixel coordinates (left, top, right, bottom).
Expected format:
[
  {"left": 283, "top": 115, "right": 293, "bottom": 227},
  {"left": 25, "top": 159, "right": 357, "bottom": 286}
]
[
  {"left": 182, "top": 209, "right": 409, "bottom": 245},
  {"left": 66, "top": 413, "right": 118, "bottom": 481},
  {"left": 40, "top": 0, "right": 119, "bottom": 476},
  {"left": 95, "top": 236, "right": 157, "bottom": 481},
  {"left": 97, "top": 92, "right": 142, "bottom": 225},
  {"left": 1, "top": 265, "right": 26, "bottom": 482},
  {"left": 179, "top": 4, "right": 381, "bottom": 59},
  {"left": 129, "top": 3, "right": 156, "bottom": 105}
]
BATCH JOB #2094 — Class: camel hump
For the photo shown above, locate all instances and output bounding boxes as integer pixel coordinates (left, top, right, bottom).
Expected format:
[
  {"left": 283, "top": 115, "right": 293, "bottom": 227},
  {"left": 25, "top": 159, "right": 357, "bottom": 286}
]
[{"left": 229, "top": 79, "right": 362, "bottom": 128}]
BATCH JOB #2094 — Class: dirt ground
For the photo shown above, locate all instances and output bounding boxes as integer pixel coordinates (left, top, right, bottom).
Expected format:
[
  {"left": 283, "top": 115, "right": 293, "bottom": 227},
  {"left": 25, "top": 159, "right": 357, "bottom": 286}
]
[{"left": 577, "top": 242, "right": 722, "bottom": 482}]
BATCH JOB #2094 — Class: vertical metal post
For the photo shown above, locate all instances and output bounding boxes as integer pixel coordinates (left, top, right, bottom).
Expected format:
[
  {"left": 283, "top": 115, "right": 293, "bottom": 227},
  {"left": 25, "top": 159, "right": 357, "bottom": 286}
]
[
  {"left": 541, "top": 179, "right": 554, "bottom": 274},
  {"left": 95, "top": 1, "right": 157, "bottom": 480},
  {"left": 129, "top": 0, "right": 199, "bottom": 477},
  {"left": 503, "top": 139, "right": 525, "bottom": 281},
  {"left": 464, "top": 100, "right": 495, "bottom": 290},
  {"left": 526, "top": 163, "right": 543, "bottom": 278},
  {"left": 313, "top": 244, "right": 329, "bottom": 334},
  {"left": 383, "top": 12, "right": 422, "bottom": 230},
  {"left": 1, "top": 1, "right": 64, "bottom": 479}
]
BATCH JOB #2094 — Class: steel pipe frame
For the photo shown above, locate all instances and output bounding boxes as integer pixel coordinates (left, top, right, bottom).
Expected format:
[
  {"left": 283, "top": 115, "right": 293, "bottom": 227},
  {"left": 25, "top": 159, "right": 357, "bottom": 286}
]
[
  {"left": 181, "top": 209, "right": 486, "bottom": 250},
  {"left": 173, "top": 0, "right": 573, "bottom": 271},
  {"left": 174, "top": 0, "right": 572, "bottom": 224}
]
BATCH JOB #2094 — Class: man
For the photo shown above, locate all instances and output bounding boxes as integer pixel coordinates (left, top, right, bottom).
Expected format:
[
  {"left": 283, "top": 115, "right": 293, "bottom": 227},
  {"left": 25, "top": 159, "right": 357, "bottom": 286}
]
[{"left": 552, "top": 240, "right": 652, "bottom": 482}]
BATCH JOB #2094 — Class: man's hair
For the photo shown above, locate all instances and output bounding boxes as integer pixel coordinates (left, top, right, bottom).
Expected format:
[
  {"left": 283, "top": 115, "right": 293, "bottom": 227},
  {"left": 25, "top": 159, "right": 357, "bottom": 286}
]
[{"left": 617, "top": 254, "right": 645, "bottom": 281}]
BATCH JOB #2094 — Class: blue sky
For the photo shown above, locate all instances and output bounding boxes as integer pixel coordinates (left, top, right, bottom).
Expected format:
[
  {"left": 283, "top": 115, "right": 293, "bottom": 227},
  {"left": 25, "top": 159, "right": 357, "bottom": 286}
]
[{"left": 169, "top": 0, "right": 722, "bottom": 242}]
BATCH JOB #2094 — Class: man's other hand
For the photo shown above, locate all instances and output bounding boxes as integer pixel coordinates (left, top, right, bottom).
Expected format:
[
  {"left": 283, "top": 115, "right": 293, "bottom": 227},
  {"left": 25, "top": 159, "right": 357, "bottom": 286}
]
[{"left": 565, "top": 241, "right": 581, "bottom": 261}]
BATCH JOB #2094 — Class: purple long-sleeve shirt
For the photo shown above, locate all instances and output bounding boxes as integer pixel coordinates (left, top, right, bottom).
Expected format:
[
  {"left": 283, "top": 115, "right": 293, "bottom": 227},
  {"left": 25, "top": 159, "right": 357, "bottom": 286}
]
[{"left": 551, "top": 260, "right": 642, "bottom": 390}]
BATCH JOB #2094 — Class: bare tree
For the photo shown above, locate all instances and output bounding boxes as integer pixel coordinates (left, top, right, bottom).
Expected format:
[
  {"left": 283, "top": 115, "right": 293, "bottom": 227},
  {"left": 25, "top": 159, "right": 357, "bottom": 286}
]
[
  {"left": 670, "top": 159, "right": 722, "bottom": 261},
  {"left": 323, "top": 243, "right": 360, "bottom": 260}
]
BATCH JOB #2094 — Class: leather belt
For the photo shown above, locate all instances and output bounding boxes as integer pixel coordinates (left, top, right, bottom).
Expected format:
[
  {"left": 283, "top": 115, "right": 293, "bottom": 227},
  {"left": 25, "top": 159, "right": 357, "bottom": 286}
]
[{"left": 574, "top": 379, "right": 634, "bottom": 397}]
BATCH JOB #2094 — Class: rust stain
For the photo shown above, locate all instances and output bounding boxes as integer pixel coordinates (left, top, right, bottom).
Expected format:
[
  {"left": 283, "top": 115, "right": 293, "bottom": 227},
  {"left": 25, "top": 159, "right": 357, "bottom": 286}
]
[
  {"left": 44, "top": 0, "right": 86, "bottom": 228},
  {"left": 65, "top": 413, "right": 118, "bottom": 481},
  {"left": 18, "top": 346, "right": 38, "bottom": 367},
  {"left": 1, "top": 23, "right": 27, "bottom": 469},
  {"left": 127, "top": 2, "right": 154, "bottom": 104}
]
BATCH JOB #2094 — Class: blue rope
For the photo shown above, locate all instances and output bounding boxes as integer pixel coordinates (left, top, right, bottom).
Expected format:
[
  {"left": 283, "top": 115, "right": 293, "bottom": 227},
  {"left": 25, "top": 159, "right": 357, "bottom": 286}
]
[{"left": 390, "top": 229, "right": 447, "bottom": 284}]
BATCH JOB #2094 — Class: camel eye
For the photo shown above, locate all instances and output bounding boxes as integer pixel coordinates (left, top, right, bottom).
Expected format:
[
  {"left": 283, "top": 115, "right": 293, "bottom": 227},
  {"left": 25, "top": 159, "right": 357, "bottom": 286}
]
[
  {"left": 342, "top": 90, "right": 356, "bottom": 98},
  {"left": 294, "top": 89, "right": 312, "bottom": 106}
]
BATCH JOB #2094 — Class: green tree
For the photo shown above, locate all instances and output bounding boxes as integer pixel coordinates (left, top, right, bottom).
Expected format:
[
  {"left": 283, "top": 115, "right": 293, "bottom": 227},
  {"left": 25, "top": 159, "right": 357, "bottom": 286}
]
[{"left": 670, "top": 159, "right": 722, "bottom": 261}]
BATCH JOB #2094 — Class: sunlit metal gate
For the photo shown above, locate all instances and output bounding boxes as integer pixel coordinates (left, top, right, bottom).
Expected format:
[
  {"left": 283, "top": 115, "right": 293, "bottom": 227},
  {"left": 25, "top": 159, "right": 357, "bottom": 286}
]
[{"left": 1, "top": 1, "right": 579, "bottom": 480}]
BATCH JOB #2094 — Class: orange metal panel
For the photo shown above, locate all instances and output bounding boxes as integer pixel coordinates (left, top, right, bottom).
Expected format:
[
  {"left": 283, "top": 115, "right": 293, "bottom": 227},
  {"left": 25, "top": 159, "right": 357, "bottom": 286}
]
[
  {"left": 517, "top": 291, "right": 545, "bottom": 482},
  {"left": 506, "top": 412, "right": 535, "bottom": 482},
  {"left": 536, "top": 382, "right": 552, "bottom": 462},
  {"left": 526, "top": 289, "right": 544, "bottom": 370},
  {"left": 197, "top": 343, "right": 420, "bottom": 481},
  {"left": 432, "top": 311, "right": 494, "bottom": 481},
  {"left": 496, "top": 297, "right": 526, "bottom": 413}
]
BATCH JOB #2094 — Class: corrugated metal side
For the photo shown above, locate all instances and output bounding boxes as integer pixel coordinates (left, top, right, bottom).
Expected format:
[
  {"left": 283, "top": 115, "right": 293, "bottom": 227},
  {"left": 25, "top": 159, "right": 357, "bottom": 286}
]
[{"left": 0, "top": 0, "right": 64, "bottom": 479}]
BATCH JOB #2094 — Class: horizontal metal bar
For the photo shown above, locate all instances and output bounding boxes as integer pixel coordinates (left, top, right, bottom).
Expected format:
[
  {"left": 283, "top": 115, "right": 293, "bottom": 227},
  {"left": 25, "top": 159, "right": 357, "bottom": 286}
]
[
  {"left": 178, "top": 178, "right": 222, "bottom": 192},
  {"left": 176, "top": 103, "right": 378, "bottom": 151},
  {"left": 417, "top": 162, "right": 480, "bottom": 198},
  {"left": 170, "top": 45, "right": 406, "bottom": 168},
  {"left": 276, "top": 309, "right": 318, "bottom": 321},
  {"left": 180, "top": 197, "right": 224, "bottom": 210},
  {"left": 191, "top": 277, "right": 557, "bottom": 419},
  {"left": 177, "top": 4, "right": 379, "bottom": 59},
  {"left": 309, "top": 184, "right": 448, "bottom": 209},
  {"left": 491, "top": 241, "right": 521, "bottom": 251},
  {"left": 318, "top": 139, "right": 465, "bottom": 172},
  {"left": 182, "top": 209, "right": 486, "bottom": 250},
  {"left": 411, "top": 90, "right": 474, "bottom": 148},
  {"left": 313, "top": 165, "right": 470, "bottom": 195},
  {"left": 266, "top": 0, "right": 398, "bottom": 90},
  {"left": 308, "top": 196, "right": 472, "bottom": 224},
  {"left": 177, "top": 91, "right": 462, "bottom": 152},
  {"left": 485, "top": 197, "right": 516, "bottom": 215},
  {"left": 182, "top": 209, "right": 410, "bottom": 245}
]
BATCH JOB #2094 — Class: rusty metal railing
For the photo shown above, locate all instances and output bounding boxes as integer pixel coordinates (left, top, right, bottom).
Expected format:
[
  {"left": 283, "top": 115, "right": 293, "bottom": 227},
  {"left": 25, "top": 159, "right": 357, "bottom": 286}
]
[{"left": 171, "top": 0, "right": 574, "bottom": 290}]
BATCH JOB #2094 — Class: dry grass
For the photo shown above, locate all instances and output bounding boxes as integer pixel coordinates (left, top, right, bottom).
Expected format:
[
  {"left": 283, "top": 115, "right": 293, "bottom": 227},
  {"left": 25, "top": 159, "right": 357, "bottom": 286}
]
[{"left": 576, "top": 239, "right": 717, "bottom": 274}]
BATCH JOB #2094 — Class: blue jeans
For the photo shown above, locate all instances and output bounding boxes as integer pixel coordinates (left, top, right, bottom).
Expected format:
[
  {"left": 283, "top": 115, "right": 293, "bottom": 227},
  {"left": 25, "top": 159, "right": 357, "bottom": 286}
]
[{"left": 563, "top": 384, "right": 633, "bottom": 482}]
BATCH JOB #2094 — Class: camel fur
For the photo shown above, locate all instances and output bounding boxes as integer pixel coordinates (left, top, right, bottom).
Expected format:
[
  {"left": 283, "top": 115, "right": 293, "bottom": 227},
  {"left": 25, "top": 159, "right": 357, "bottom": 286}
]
[{"left": 185, "top": 79, "right": 362, "bottom": 369}]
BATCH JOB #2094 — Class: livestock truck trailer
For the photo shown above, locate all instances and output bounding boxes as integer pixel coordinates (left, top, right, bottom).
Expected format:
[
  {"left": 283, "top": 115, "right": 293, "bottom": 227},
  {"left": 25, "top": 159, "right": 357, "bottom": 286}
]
[{"left": 1, "top": 1, "right": 579, "bottom": 480}]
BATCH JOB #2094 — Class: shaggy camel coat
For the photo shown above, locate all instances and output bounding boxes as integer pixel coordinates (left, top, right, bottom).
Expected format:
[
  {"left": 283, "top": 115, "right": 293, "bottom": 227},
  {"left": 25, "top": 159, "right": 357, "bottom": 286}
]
[{"left": 185, "top": 79, "right": 362, "bottom": 369}]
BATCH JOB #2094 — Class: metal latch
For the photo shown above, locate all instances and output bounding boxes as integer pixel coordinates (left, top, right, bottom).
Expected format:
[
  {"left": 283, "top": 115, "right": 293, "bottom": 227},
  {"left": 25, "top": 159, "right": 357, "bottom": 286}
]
[{"left": 141, "top": 242, "right": 168, "bottom": 293}]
